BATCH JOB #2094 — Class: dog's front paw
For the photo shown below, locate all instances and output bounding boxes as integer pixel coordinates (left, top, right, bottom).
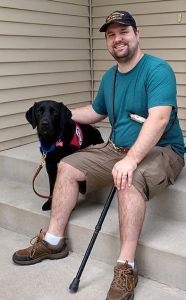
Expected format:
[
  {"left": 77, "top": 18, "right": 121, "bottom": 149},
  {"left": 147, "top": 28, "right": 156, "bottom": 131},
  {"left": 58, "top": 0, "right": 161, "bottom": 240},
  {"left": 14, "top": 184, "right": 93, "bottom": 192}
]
[{"left": 42, "top": 199, "right": 51, "bottom": 211}]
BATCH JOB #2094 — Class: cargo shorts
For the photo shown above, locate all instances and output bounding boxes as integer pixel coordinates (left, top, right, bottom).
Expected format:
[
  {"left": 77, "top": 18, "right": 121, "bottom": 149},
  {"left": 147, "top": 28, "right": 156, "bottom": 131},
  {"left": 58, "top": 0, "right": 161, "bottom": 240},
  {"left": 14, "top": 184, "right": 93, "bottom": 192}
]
[{"left": 61, "top": 142, "right": 185, "bottom": 201}]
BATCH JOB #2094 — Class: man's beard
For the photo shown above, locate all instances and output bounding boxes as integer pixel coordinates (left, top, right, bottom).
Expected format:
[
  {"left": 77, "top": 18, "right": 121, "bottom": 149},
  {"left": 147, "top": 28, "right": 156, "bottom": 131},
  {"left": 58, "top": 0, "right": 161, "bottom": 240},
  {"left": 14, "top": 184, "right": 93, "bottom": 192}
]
[{"left": 109, "top": 44, "right": 138, "bottom": 63}]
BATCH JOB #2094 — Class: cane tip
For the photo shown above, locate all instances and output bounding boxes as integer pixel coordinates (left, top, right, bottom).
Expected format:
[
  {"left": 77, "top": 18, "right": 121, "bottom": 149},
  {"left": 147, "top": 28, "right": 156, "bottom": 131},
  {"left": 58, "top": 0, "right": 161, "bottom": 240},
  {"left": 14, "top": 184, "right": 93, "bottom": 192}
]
[{"left": 69, "top": 277, "right": 80, "bottom": 293}]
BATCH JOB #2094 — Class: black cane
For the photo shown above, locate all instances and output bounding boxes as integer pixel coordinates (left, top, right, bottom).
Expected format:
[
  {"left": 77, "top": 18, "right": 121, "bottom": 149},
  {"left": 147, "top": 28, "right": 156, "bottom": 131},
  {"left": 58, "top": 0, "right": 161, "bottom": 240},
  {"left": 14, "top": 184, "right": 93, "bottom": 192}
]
[{"left": 69, "top": 185, "right": 117, "bottom": 293}]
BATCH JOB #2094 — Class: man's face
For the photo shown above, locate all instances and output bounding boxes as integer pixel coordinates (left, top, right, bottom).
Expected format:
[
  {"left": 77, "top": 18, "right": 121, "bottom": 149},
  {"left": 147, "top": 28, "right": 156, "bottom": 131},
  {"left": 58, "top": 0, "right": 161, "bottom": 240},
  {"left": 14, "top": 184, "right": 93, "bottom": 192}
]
[{"left": 105, "top": 23, "right": 140, "bottom": 63}]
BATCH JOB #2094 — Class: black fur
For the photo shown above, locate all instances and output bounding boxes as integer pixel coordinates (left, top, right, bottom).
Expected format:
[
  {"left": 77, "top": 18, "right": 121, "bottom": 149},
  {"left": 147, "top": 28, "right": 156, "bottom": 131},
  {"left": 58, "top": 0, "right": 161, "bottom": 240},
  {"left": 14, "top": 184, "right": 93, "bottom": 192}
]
[{"left": 26, "top": 100, "right": 104, "bottom": 211}]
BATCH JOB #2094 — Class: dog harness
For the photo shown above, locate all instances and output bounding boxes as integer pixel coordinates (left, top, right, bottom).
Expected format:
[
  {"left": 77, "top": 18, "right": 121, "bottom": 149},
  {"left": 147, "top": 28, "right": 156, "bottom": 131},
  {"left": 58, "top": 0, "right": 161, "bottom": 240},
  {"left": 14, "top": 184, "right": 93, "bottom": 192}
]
[
  {"left": 40, "top": 123, "right": 83, "bottom": 154},
  {"left": 68, "top": 123, "right": 83, "bottom": 149},
  {"left": 33, "top": 123, "right": 84, "bottom": 200}
]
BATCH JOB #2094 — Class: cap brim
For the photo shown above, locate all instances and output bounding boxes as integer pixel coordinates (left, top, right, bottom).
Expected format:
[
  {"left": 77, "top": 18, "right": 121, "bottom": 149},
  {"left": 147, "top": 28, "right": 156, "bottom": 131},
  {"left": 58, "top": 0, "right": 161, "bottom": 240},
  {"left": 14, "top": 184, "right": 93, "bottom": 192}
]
[{"left": 99, "top": 21, "right": 131, "bottom": 32}]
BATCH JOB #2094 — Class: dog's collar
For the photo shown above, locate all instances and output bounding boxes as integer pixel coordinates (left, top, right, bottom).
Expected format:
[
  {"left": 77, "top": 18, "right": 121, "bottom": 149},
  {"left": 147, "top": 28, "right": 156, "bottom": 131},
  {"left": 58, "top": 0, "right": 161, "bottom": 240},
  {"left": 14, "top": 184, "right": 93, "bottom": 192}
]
[
  {"left": 40, "top": 130, "right": 64, "bottom": 154},
  {"left": 40, "top": 123, "right": 83, "bottom": 154}
]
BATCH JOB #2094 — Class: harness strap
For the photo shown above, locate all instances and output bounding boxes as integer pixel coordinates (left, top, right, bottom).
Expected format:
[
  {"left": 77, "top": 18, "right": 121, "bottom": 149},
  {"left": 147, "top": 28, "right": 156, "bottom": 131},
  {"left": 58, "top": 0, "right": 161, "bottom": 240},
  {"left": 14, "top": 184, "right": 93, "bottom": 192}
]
[{"left": 71, "top": 123, "right": 83, "bottom": 148}]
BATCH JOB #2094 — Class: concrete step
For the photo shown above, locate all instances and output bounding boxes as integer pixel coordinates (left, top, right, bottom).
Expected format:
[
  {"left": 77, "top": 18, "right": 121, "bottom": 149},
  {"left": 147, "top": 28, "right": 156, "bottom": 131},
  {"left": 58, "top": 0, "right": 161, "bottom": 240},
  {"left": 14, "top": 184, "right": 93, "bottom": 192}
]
[
  {"left": 0, "top": 142, "right": 186, "bottom": 222},
  {"left": 0, "top": 177, "right": 186, "bottom": 291},
  {"left": 0, "top": 142, "right": 48, "bottom": 188},
  {"left": 1, "top": 227, "right": 186, "bottom": 300}
]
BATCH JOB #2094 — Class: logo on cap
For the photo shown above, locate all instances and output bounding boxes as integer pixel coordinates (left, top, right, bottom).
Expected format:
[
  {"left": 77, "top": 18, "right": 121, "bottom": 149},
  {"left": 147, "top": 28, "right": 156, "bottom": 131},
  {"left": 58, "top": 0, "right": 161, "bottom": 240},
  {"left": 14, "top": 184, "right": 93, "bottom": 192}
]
[
  {"left": 106, "top": 12, "right": 125, "bottom": 23},
  {"left": 99, "top": 11, "right": 137, "bottom": 32}
]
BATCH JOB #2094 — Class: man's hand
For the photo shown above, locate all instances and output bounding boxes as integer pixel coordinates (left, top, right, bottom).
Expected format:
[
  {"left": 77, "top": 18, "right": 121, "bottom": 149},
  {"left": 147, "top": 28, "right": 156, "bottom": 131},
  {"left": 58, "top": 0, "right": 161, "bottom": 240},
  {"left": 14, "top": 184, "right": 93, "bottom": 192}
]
[
  {"left": 112, "top": 156, "right": 137, "bottom": 190},
  {"left": 112, "top": 106, "right": 172, "bottom": 191}
]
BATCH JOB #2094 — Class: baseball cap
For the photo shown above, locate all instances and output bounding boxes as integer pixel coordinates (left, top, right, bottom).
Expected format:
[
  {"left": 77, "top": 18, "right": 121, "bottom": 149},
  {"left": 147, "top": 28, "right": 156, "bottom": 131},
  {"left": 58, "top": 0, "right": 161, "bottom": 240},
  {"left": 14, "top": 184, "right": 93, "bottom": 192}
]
[{"left": 99, "top": 11, "right": 137, "bottom": 32}]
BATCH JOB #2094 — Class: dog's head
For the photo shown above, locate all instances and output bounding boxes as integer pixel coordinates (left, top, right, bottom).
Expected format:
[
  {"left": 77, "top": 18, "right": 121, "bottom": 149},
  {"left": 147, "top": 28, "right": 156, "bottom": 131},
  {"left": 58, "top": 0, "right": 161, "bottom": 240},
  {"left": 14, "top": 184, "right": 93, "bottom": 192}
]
[{"left": 26, "top": 100, "right": 72, "bottom": 138}]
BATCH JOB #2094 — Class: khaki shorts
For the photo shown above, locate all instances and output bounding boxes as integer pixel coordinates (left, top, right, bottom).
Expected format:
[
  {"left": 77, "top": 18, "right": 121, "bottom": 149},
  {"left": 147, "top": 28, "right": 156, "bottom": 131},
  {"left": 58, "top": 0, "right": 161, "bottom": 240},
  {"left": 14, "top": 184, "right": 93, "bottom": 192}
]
[{"left": 62, "top": 142, "right": 185, "bottom": 201}]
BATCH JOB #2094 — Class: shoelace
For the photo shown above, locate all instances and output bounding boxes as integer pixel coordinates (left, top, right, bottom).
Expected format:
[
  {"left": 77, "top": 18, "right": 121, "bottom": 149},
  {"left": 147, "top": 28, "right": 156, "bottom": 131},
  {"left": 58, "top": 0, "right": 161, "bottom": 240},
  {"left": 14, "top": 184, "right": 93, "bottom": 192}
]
[
  {"left": 29, "top": 234, "right": 46, "bottom": 258},
  {"left": 111, "top": 266, "right": 134, "bottom": 292}
]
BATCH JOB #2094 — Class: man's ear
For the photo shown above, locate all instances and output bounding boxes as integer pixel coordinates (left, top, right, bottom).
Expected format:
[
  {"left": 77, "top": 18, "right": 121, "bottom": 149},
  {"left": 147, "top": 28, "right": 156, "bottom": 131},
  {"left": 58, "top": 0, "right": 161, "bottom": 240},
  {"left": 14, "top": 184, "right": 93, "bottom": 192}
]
[
  {"left": 25, "top": 103, "right": 37, "bottom": 129},
  {"left": 59, "top": 102, "right": 72, "bottom": 128}
]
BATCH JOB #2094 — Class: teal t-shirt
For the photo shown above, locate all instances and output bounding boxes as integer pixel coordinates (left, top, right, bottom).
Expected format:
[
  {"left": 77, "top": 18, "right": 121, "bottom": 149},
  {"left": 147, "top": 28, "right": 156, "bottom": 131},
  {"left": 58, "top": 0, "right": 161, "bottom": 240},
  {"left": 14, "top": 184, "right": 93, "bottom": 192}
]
[{"left": 92, "top": 54, "right": 185, "bottom": 158}]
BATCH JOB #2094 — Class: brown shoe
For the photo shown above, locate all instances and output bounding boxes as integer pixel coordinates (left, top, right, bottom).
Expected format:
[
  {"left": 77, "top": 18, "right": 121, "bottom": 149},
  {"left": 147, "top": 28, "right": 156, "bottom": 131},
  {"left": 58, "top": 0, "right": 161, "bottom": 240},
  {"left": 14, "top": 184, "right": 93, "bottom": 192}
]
[
  {"left": 106, "top": 261, "right": 138, "bottom": 300},
  {"left": 12, "top": 230, "right": 69, "bottom": 265}
]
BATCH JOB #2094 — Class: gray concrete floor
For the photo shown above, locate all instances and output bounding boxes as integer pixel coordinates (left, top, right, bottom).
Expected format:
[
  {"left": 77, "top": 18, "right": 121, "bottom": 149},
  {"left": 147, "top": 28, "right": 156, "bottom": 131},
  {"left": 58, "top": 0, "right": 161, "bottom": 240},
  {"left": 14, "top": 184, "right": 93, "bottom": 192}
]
[{"left": 1, "top": 227, "right": 186, "bottom": 300}]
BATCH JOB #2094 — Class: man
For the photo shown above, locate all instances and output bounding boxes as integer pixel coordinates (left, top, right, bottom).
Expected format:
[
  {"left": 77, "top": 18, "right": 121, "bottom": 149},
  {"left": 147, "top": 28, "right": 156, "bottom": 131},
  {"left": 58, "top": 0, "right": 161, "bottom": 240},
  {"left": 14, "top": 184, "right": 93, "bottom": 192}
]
[{"left": 13, "top": 11, "right": 185, "bottom": 300}]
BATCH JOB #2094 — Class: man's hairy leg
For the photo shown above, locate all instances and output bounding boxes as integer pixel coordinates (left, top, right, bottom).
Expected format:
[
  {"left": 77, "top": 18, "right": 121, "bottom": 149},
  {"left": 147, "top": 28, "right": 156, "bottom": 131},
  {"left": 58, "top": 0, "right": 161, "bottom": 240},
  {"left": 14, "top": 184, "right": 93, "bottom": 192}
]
[
  {"left": 48, "top": 161, "right": 86, "bottom": 237},
  {"left": 117, "top": 185, "right": 146, "bottom": 261}
]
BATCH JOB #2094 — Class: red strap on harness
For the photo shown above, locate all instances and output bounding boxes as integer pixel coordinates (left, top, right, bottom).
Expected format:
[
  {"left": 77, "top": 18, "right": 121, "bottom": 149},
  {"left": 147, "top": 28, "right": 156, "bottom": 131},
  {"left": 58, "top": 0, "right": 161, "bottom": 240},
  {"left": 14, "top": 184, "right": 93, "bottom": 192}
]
[
  {"left": 70, "top": 123, "right": 83, "bottom": 149},
  {"left": 55, "top": 123, "right": 83, "bottom": 149}
]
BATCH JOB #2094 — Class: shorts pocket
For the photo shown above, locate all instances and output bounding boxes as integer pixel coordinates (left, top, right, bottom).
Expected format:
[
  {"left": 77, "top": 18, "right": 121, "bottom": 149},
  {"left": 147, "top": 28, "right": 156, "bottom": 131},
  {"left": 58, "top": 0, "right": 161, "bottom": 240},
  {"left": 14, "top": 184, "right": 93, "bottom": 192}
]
[
  {"left": 162, "top": 146, "right": 185, "bottom": 184},
  {"left": 146, "top": 172, "right": 168, "bottom": 199}
]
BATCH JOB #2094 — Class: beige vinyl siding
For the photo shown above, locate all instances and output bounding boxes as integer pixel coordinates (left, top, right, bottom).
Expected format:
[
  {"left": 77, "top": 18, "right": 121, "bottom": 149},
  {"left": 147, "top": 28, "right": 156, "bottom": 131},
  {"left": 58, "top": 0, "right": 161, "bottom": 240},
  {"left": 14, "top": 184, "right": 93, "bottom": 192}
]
[
  {"left": 92, "top": 0, "right": 186, "bottom": 137},
  {"left": 0, "top": 0, "right": 90, "bottom": 151},
  {"left": 1, "top": 0, "right": 186, "bottom": 151}
]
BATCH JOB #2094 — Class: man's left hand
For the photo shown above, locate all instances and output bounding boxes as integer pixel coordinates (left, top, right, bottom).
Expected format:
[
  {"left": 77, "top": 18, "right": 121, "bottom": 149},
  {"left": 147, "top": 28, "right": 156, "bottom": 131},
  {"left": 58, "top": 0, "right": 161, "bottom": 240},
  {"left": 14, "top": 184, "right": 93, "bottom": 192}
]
[{"left": 112, "top": 156, "right": 137, "bottom": 190}]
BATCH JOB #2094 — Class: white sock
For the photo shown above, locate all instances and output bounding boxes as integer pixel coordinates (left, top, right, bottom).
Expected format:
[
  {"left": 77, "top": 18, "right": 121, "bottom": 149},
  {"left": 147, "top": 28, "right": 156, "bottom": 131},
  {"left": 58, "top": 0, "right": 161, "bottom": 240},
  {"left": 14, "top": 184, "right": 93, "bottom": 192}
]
[
  {"left": 117, "top": 259, "right": 135, "bottom": 269},
  {"left": 44, "top": 232, "right": 63, "bottom": 245}
]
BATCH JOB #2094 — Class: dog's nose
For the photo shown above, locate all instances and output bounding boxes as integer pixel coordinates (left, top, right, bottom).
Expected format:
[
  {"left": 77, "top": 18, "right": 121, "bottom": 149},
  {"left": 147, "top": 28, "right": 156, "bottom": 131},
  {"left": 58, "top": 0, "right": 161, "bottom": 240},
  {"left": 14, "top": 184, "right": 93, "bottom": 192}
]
[
  {"left": 41, "top": 120, "right": 49, "bottom": 126},
  {"left": 40, "top": 120, "right": 50, "bottom": 131}
]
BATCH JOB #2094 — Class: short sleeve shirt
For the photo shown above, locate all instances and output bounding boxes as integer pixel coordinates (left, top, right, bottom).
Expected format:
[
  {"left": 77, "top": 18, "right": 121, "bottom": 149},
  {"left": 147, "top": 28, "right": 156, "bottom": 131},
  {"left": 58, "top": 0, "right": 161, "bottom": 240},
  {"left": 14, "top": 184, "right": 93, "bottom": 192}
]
[{"left": 92, "top": 54, "right": 185, "bottom": 158}]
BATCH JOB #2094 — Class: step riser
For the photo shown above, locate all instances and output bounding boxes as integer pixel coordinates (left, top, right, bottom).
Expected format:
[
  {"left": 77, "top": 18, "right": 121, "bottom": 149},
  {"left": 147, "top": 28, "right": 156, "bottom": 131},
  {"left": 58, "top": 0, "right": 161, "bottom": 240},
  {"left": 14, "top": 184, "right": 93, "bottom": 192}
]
[
  {"left": 136, "top": 245, "right": 186, "bottom": 292},
  {"left": 148, "top": 189, "right": 186, "bottom": 222},
  {"left": 0, "top": 156, "right": 48, "bottom": 187},
  {"left": 1, "top": 202, "right": 185, "bottom": 291},
  {"left": 89, "top": 185, "right": 186, "bottom": 223},
  {"left": 0, "top": 202, "right": 50, "bottom": 236}
]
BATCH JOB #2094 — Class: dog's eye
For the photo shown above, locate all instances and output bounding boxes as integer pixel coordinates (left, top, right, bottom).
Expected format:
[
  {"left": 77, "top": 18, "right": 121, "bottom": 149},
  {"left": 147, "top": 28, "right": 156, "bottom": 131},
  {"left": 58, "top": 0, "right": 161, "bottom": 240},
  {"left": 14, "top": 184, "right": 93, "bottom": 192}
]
[{"left": 38, "top": 107, "right": 44, "bottom": 114}]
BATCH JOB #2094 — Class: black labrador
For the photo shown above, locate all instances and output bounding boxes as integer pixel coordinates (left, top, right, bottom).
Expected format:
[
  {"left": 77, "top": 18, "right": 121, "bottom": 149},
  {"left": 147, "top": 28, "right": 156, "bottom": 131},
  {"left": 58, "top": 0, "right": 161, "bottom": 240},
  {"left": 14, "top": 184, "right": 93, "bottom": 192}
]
[{"left": 26, "top": 100, "right": 104, "bottom": 211}]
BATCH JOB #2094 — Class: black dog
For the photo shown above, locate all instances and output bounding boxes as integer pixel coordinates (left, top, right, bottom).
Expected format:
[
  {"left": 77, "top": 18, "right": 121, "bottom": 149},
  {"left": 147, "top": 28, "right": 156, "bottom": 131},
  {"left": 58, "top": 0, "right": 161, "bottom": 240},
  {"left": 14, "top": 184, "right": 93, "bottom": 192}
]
[{"left": 26, "top": 100, "right": 104, "bottom": 211}]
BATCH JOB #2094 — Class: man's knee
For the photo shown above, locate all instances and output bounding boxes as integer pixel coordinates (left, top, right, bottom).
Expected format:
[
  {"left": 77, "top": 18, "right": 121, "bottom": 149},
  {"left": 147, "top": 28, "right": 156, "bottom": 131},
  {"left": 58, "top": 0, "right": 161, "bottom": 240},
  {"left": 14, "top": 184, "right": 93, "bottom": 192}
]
[
  {"left": 58, "top": 161, "right": 71, "bottom": 175},
  {"left": 118, "top": 185, "right": 145, "bottom": 203},
  {"left": 57, "top": 161, "right": 86, "bottom": 181}
]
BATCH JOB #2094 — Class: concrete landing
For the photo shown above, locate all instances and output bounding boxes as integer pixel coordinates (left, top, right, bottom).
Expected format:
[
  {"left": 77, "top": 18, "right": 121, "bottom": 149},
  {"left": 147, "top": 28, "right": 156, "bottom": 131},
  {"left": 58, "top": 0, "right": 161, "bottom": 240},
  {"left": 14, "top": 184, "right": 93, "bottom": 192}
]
[{"left": 1, "top": 228, "right": 186, "bottom": 300}]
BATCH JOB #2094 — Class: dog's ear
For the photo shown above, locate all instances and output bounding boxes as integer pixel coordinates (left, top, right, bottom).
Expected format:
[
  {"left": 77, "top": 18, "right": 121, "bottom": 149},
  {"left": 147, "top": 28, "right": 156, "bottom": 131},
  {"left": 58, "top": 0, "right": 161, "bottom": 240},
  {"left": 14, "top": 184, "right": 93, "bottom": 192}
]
[
  {"left": 25, "top": 103, "right": 37, "bottom": 129},
  {"left": 59, "top": 102, "right": 72, "bottom": 128}
]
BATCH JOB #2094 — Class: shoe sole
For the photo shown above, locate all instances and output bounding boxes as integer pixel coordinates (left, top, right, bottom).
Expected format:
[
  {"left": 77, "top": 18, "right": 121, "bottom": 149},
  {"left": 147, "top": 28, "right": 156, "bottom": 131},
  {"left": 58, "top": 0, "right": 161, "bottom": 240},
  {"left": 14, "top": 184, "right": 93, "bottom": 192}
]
[
  {"left": 106, "top": 294, "right": 134, "bottom": 300},
  {"left": 12, "top": 249, "right": 69, "bottom": 266}
]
